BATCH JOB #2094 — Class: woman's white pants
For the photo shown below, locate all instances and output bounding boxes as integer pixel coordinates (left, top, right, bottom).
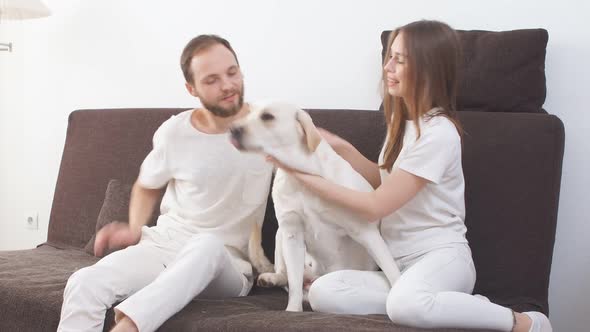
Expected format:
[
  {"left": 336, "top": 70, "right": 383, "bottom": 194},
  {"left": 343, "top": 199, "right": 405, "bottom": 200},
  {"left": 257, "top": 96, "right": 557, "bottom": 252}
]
[{"left": 308, "top": 244, "right": 514, "bottom": 331}]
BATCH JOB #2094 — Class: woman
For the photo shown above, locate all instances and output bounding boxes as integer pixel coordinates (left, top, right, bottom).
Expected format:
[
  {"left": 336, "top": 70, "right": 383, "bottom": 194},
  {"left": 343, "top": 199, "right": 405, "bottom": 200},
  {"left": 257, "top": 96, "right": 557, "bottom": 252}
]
[{"left": 268, "top": 20, "right": 552, "bottom": 332}]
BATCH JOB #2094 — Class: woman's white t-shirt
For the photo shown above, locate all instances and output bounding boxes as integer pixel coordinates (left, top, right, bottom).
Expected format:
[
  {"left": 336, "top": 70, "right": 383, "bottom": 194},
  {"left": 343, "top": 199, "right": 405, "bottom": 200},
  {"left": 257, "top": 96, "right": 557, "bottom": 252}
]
[{"left": 378, "top": 113, "right": 468, "bottom": 258}]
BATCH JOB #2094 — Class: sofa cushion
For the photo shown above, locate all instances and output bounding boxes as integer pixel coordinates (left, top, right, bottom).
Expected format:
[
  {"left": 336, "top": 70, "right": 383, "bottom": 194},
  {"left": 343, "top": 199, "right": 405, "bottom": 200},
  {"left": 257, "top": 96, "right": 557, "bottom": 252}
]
[
  {"left": 380, "top": 28, "right": 548, "bottom": 113},
  {"left": 0, "top": 246, "right": 490, "bottom": 332},
  {"left": 84, "top": 179, "right": 161, "bottom": 256},
  {"left": 0, "top": 245, "right": 105, "bottom": 331}
]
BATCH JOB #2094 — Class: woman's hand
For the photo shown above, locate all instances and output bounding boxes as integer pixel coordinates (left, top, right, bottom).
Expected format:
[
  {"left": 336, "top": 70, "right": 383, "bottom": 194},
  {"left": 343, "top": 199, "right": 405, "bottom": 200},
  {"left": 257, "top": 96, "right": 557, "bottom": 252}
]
[
  {"left": 266, "top": 155, "right": 323, "bottom": 190},
  {"left": 265, "top": 155, "right": 297, "bottom": 174},
  {"left": 317, "top": 128, "right": 353, "bottom": 155}
]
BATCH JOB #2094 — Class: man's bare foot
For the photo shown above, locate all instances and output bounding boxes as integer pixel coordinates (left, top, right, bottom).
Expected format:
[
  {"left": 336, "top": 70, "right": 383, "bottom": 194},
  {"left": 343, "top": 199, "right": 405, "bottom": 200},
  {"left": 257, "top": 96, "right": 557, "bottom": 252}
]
[{"left": 110, "top": 316, "right": 138, "bottom": 332}]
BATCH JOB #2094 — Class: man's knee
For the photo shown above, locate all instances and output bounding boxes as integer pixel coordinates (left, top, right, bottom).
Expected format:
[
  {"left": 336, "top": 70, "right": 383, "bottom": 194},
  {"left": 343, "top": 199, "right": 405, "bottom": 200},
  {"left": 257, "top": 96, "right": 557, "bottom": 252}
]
[
  {"left": 386, "top": 285, "right": 434, "bottom": 328},
  {"left": 184, "top": 233, "right": 225, "bottom": 259},
  {"left": 64, "top": 267, "right": 100, "bottom": 298}
]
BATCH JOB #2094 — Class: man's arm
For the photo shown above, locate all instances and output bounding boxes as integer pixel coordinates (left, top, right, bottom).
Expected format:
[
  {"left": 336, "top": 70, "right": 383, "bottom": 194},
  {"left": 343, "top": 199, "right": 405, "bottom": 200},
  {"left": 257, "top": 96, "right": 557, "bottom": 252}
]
[
  {"left": 94, "top": 180, "right": 165, "bottom": 256},
  {"left": 128, "top": 180, "right": 165, "bottom": 233}
]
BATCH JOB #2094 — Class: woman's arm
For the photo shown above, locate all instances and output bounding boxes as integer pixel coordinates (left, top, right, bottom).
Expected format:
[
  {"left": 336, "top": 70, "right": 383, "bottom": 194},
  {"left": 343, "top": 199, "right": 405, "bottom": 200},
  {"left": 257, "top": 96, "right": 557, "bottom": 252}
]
[
  {"left": 271, "top": 154, "right": 426, "bottom": 222},
  {"left": 318, "top": 128, "right": 382, "bottom": 188}
]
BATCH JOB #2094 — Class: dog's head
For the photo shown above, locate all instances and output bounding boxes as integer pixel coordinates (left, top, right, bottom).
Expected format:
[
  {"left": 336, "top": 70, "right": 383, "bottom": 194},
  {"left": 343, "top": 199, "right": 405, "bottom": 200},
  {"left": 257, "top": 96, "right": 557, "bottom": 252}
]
[{"left": 229, "top": 101, "right": 321, "bottom": 155}]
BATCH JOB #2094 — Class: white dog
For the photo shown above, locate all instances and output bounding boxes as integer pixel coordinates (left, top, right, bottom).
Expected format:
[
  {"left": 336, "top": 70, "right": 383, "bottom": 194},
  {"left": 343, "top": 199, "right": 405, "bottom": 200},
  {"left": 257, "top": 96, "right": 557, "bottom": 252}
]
[{"left": 232, "top": 101, "right": 400, "bottom": 312}]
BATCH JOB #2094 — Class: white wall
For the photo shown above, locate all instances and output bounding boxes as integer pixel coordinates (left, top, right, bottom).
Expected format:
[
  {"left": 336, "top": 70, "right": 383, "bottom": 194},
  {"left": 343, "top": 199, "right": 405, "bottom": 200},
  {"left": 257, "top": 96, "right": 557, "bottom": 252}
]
[{"left": 0, "top": 0, "right": 588, "bottom": 330}]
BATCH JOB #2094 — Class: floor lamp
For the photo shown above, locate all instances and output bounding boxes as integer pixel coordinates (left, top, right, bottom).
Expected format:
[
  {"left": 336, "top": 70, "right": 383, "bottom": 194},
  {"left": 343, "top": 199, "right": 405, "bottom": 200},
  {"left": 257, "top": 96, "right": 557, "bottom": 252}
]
[{"left": 0, "top": 0, "right": 51, "bottom": 52}]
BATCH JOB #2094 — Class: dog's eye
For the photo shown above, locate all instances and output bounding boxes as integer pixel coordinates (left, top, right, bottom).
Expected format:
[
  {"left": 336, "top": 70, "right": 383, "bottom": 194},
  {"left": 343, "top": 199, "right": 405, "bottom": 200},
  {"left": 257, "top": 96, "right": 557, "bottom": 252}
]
[{"left": 260, "top": 113, "right": 275, "bottom": 122}]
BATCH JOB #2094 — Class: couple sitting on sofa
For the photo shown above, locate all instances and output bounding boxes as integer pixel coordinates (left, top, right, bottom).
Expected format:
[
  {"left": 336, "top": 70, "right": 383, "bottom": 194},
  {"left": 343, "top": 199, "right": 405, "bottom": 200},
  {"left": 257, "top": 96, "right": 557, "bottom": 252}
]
[{"left": 57, "top": 21, "right": 552, "bottom": 332}]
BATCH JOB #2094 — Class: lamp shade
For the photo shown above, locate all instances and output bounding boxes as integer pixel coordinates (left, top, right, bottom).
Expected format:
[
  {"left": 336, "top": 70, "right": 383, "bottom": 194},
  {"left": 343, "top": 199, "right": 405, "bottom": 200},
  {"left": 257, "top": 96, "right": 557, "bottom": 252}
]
[{"left": 0, "top": 0, "right": 51, "bottom": 20}]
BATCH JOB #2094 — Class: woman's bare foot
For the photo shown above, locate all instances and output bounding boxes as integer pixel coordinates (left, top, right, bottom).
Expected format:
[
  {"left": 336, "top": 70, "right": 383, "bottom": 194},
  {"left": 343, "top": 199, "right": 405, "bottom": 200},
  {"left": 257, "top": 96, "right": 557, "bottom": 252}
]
[{"left": 513, "top": 311, "right": 552, "bottom": 332}]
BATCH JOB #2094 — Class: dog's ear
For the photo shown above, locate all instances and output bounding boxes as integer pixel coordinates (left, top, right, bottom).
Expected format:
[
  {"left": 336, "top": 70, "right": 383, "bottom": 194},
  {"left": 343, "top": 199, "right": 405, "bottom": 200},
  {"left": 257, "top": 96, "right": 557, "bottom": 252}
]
[{"left": 296, "top": 109, "right": 321, "bottom": 153}]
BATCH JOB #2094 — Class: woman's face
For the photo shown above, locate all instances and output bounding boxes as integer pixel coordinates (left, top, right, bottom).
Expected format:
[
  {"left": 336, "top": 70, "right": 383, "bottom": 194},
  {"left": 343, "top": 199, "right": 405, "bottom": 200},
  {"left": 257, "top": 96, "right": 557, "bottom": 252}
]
[{"left": 383, "top": 33, "right": 409, "bottom": 99}]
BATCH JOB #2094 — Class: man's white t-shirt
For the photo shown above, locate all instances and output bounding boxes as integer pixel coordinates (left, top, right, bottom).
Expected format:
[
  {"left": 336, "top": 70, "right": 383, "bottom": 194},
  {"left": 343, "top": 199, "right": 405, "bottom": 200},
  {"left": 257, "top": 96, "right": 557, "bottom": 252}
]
[
  {"left": 379, "top": 113, "right": 468, "bottom": 258},
  {"left": 137, "top": 110, "right": 273, "bottom": 284}
]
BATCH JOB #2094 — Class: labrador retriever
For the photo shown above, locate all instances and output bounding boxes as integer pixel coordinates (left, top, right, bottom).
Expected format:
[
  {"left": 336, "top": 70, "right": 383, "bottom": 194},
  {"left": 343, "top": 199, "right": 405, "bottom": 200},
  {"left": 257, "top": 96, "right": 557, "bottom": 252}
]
[{"left": 232, "top": 101, "right": 400, "bottom": 312}]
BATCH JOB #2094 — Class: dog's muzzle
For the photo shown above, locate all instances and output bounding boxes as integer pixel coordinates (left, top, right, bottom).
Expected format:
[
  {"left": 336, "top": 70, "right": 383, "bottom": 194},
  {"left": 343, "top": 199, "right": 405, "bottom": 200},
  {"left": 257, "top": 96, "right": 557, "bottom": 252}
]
[{"left": 229, "top": 126, "right": 245, "bottom": 150}]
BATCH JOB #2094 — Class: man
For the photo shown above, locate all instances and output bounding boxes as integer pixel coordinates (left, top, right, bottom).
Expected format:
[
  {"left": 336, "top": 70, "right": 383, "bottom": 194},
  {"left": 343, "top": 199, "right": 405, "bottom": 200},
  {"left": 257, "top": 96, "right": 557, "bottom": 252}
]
[{"left": 58, "top": 35, "right": 273, "bottom": 332}]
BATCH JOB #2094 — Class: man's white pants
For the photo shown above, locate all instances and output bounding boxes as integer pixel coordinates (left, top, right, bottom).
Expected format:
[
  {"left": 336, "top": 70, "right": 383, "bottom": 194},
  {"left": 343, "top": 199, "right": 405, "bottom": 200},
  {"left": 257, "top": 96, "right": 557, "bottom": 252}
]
[
  {"left": 58, "top": 231, "right": 249, "bottom": 332},
  {"left": 308, "top": 244, "right": 515, "bottom": 331}
]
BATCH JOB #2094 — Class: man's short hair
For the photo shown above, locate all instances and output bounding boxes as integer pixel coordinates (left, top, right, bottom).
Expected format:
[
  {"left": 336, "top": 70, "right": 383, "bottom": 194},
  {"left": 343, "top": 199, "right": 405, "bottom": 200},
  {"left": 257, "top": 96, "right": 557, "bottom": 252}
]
[{"left": 180, "top": 34, "right": 239, "bottom": 84}]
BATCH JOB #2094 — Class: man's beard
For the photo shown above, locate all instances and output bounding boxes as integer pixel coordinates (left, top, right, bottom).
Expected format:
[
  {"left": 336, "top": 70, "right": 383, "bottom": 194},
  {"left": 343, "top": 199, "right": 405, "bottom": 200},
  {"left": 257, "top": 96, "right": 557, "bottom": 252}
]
[{"left": 203, "top": 87, "right": 245, "bottom": 118}]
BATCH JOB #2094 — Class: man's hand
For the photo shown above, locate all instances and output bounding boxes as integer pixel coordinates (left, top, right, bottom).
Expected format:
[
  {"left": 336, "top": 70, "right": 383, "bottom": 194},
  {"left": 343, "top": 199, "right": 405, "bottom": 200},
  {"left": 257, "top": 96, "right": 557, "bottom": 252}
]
[{"left": 94, "top": 222, "right": 141, "bottom": 257}]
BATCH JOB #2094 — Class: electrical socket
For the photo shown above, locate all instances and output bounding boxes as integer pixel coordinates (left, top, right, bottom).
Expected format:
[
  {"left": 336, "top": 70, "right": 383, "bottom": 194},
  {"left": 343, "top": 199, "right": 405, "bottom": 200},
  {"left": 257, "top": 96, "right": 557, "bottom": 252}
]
[{"left": 25, "top": 212, "right": 39, "bottom": 230}]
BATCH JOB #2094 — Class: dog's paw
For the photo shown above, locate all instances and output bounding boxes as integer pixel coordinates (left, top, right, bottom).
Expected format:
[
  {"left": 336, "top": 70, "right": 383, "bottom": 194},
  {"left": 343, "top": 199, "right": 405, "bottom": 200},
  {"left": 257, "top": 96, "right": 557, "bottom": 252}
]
[
  {"left": 285, "top": 303, "right": 304, "bottom": 312},
  {"left": 256, "top": 261, "right": 275, "bottom": 274},
  {"left": 257, "top": 272, "right": 287, "bottom": 288}
]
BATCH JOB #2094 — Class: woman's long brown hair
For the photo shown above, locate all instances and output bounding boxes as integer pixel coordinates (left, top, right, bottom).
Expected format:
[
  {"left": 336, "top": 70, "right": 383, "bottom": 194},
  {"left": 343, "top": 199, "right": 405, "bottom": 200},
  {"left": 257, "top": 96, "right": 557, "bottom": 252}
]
[{"left": 380, "top": 20, "right": 463, "bottom": 172}]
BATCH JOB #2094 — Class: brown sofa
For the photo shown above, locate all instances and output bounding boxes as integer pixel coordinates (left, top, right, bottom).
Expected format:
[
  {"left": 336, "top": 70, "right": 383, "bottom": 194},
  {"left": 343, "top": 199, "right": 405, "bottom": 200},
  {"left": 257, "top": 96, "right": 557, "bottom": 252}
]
[{"left": 0, "top": 28, "right": 564, "bottom": 331}]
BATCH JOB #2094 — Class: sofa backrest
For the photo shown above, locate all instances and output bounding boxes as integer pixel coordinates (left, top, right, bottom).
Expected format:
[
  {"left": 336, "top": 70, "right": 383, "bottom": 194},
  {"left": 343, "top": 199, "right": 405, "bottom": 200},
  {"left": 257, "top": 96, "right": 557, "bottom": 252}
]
[
  {"left": 47, "top": 108, "right": 182, "bottom": 248},
  {"left": 47, "top": 107, "right": 563, "bottom": 314},
  {"left": 380, "top": 28, "right": 549, "bottom": 114},
  {"left": 459, "top": 111, "right": 563, "bottom": 314}
]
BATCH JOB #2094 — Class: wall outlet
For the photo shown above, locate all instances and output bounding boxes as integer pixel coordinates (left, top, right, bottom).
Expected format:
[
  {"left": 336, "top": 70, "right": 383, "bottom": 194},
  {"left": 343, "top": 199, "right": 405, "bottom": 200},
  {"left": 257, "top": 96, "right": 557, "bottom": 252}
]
[{"left": 25, "top": 212, "right": 39, "bottom": 230}]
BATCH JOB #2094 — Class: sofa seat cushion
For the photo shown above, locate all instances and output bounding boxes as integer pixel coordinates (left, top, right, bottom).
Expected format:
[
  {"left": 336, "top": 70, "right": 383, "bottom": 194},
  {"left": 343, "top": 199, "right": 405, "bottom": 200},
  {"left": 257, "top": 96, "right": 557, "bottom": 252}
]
[
  {"left": 0, "top": 246, "right": 494, "bottom": 331},
  {"left": 161, "top": 286, "right": 495, "bottom": 331},
  {"left": 0, "top": 245, "right": 101, "bottom": 331}
]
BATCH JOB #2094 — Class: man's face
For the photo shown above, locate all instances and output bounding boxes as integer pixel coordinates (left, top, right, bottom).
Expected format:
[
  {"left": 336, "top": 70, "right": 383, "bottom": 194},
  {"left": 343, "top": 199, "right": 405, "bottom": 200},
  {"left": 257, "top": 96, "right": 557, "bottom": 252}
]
[{"left": 187, "top": 44, "right": 244, "bottom": 117}]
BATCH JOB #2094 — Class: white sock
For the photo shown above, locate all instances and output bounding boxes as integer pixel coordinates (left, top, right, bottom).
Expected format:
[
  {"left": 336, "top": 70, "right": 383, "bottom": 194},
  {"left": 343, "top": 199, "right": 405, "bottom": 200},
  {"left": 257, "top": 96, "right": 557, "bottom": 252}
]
[
  {"left": 473, "top": 294, "right": 490, "bottom": 302},
  {"left": 524, "top": 311, "right": 553, "bottom": 332}
]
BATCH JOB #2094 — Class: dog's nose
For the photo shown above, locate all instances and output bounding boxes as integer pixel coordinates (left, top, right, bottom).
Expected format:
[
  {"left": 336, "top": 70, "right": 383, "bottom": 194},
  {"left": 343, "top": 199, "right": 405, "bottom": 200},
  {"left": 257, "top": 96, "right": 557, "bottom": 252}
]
[{"left": 230, "top": 126, "right": 244, "bottom": 139}]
